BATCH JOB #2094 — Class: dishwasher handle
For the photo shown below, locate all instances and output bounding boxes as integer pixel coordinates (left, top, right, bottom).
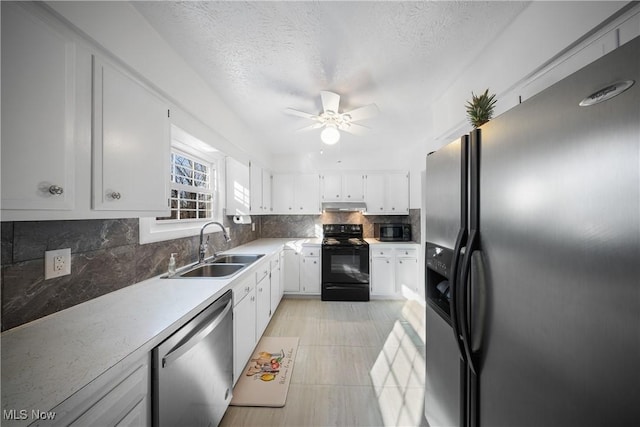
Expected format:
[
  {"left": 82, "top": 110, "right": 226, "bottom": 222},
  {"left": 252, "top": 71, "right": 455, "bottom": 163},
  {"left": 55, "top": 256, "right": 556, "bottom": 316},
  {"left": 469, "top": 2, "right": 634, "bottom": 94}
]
[{"left": 162, "top": 298, "right": 232, "bottom": 368}]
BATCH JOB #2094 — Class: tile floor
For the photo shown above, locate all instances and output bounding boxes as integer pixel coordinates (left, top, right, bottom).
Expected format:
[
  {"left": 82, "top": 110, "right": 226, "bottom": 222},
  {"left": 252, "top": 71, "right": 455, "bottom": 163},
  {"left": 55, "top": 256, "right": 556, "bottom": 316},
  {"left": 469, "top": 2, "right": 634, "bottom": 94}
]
[{"left": 220, "top": 297, "right": 428, "bottom": 427}]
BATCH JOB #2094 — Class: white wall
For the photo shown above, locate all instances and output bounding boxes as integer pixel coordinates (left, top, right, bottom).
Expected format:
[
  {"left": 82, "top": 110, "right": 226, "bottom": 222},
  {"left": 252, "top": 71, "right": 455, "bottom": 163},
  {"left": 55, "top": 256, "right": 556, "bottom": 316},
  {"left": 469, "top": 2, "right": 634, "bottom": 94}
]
[
  {"left": 432, "top": 1, "right": 630, "bottom": 142},
  {"left": 45, "top": 1, "right": 271, "bottom": 167}
]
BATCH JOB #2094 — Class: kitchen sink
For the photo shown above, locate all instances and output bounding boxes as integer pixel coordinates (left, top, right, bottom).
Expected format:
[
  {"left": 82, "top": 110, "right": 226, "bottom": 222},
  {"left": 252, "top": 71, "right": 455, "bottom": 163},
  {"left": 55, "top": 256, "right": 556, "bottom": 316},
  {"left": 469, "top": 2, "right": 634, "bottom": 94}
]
[
  {"left": 164, "top": 253, "right": 265, "bottom": 279},
  {"left": 178, "top": 263, "right": 246, "bottom": 278},
  {"left": 211, "top": 254, "right": 264, "bottom": 264}
]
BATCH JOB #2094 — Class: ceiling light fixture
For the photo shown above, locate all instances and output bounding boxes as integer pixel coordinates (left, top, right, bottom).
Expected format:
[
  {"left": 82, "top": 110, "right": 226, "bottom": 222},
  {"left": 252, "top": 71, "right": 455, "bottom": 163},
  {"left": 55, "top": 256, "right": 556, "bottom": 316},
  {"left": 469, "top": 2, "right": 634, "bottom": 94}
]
[{"left": 321, "top": 125, "right": 340, "bottom": 145}]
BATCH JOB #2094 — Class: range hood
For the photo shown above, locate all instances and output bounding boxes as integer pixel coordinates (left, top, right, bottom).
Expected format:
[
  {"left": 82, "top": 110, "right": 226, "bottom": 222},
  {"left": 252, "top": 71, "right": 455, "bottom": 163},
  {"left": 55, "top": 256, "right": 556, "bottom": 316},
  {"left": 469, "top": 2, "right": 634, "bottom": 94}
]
[{"left": 322, "top": 202, "right": 367, "bottom": 212}]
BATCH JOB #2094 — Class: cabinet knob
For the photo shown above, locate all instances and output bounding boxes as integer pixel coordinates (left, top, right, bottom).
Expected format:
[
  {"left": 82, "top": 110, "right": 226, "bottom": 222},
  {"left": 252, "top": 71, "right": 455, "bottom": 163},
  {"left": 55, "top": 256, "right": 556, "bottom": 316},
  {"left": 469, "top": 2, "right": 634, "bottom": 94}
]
[
  {"left": 380, "top": 251, "right": 384, "bottom": 255},
  {"left": 251, "top": 296, "right": 255, "bottom": 302},
  {"left": 399, "top": 260, "right": 403, "bottom": 264},
  {"left": 313, "top": 260, "right": 317, "bottom": 264},
  {"left": 110, "top": 192, "right": 122, "bottom": 200},
  {"left": 48, "top": 185, "right": 64, "bottom": 195},
  {"left": 386, "top": 260, "right": 390, "bottom": 264},
  {"left": 289, "top": 207, "right": 292, "bottom": 210},
  {"left": 300, "top": 207, "right": 303, "bottom": 210},
  {"left": 392, "top": 207, "right": 395, "bottom": 210},
  {"left": 245, "top": 286, "right": 250, "bottom": 292},
  {"left": 380, "top": 207, "right": 383, "bottom": 210},
  {"left": 336, "top": 194, "right": 340, "bottom": 198}
]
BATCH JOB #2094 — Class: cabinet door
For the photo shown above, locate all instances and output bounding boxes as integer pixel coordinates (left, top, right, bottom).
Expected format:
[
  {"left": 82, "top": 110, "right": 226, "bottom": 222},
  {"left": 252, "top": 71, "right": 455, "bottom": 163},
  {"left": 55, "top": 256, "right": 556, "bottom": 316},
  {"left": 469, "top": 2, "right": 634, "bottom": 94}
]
[
  {"left": 283, "top": 248, "right": 300, "bottom": 292},
  {"left": 295, "top": 173, "right": 320, "bottom": 214},
  {"left": 262, "top": 169, "right": 272, "bottom": 213},
  {"left": 342, "top": 173, "right": 365, "bottom": 201},
  {"left": 321, "top": 173, "right": 342, "bottom": 201},
  {"left": 371, "top": 256, "right": 395, "bottom": 295},
  {"left": 92, "top": 57, "right": 169, "bottom": 211},
  {"left": 396, "top": 257, "right": 419, "bottom": 294},
  {"left": 233, "top": 289, "right": 256, "bottom": 383},
  {"left": 300, "top": 256, "right": 321, "bottom": 294},
  {"left": 249, "top": 162, "right": 263, "bottom": 214},
  {"left": 385, "top": 172, "right": 410, "bottom": 213},
  {"left": 270, "top": 258, "right": 282, "bottom": 311},
  {"left": 1, "top": 3, "right": 76, "bottom": 210},
  {"left": 226, "top": 157, "right": 250, "bottom": 215},
  {"left": 256, "top": 275, "right": 271, "bottom": 338},
  {"left": 364, "top": 173, "right": 386, "bottom": 213},
  {"left": 272, "top": 174, "right": 295, "bottom": 214}
]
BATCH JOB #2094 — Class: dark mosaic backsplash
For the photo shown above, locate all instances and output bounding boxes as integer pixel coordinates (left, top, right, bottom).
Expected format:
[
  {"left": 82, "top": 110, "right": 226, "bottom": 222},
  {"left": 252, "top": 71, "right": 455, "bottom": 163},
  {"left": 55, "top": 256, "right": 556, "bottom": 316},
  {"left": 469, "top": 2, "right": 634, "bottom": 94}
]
[
  {"left": 1, "top": 209, "right": 420, "bottom": 331},
  {"left": 260, "top": 209, "right": 421, "bottom": 241}
]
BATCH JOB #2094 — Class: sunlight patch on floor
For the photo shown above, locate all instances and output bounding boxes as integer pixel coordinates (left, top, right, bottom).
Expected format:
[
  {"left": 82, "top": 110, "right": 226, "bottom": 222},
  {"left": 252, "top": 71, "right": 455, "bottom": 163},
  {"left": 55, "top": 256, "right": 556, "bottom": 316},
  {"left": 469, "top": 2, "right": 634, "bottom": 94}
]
[{"left": 370, "top": 299, "right": 426, "bottom": 427}]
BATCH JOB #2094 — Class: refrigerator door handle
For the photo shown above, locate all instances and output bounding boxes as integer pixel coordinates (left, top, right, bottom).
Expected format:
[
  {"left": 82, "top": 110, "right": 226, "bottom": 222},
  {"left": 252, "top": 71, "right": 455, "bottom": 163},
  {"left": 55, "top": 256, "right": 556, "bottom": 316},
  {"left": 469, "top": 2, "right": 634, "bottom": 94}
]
[
  {"left": 459, "top": 229, "right": 479, "bottom": 375},
  {"left": 450, "top": 228, "right": 468, "bottom": 363}
]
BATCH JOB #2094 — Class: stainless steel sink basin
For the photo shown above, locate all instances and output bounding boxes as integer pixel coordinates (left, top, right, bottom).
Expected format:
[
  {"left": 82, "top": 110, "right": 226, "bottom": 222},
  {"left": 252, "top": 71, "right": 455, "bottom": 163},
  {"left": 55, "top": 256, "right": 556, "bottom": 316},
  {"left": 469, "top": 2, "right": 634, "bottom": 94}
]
[
  {"left": 178, "top": 263, "right": 246, "bottom": 278},
  {"left": 164, "top": 253, "right": 265, "bottom": 279},
  {"left": 211, "top": 254, "right": 264, "bottom": 264}
]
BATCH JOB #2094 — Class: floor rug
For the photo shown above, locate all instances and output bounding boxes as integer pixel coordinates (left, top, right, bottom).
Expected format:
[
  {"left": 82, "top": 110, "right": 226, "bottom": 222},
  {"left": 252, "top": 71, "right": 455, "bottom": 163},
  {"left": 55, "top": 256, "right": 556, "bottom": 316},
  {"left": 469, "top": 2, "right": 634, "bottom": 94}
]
[{"left": 230, "top": 336, "right": 299, "bottom": 407}]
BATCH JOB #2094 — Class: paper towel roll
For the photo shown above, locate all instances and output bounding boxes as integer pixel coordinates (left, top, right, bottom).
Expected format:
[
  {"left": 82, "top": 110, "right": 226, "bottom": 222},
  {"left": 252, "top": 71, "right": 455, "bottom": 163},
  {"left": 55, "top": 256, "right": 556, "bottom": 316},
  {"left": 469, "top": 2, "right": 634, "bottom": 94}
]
[{"left": 233, "top": 215, "right": 252, "bottom": 224}]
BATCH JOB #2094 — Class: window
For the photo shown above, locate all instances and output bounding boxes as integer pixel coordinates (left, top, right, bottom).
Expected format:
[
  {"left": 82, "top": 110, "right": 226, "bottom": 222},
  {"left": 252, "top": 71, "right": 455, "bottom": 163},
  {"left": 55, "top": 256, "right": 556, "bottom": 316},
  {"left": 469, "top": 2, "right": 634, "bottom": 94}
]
[
  {"left": 158, "top": 151, "right": 215, "bottom": 221},
  {"left": 139, "top": 124, "right": 224, "bottom": 244}
]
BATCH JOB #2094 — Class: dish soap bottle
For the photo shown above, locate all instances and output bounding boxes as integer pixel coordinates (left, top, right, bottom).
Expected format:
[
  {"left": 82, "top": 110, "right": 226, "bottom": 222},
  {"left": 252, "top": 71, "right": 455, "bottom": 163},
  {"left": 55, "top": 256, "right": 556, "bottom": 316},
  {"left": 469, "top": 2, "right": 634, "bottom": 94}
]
[{"left": 168, "top": 253, "right": 177, "bottom": 277}]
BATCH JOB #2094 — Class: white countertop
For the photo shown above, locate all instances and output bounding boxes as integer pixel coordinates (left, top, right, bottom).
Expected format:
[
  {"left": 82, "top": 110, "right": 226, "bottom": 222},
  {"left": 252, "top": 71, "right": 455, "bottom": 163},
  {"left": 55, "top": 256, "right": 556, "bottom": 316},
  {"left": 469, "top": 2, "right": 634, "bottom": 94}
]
[
  {"left": 0, "top": 238, "right": 301, "bottom": 424},
  {"left": 365, "top": 238, "right": 420, "bottom": 245}
]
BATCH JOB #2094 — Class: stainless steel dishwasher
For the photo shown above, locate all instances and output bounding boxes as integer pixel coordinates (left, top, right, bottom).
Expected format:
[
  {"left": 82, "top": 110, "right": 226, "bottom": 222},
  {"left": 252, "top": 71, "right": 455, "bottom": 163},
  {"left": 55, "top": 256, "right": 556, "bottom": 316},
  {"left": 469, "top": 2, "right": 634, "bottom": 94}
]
[{"left": 153, "top": 290, "right": 233, "bottom": 427}]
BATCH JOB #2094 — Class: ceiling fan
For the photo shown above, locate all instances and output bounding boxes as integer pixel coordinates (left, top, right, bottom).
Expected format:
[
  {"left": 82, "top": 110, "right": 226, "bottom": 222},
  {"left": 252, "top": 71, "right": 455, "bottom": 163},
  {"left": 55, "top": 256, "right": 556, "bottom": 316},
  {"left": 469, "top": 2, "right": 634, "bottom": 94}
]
[{"left": 285, "top": 91, "right": 379, "bottom": 145}]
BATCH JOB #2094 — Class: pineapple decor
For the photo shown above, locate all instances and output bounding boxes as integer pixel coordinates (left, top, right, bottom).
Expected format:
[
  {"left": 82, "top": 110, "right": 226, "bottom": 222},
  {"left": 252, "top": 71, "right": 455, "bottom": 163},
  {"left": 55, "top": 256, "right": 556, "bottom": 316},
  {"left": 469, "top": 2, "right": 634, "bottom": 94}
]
[{"left": 466, "top": 89, "right": 497, "bottom": 128}]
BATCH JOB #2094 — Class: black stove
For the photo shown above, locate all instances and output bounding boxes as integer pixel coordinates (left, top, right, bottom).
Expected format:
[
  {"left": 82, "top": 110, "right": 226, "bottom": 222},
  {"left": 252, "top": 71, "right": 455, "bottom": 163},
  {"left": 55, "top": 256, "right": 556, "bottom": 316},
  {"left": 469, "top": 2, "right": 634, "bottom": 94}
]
[{"left": 321, "top": 224, "right": 370, "bottom": 301}]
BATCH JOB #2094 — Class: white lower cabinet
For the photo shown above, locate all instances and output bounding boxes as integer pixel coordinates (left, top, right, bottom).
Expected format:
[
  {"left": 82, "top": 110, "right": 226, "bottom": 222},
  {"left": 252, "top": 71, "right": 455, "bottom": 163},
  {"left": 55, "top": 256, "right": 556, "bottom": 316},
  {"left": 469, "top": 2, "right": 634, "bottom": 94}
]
[
  {"left": 283, "top": 247, "right": 301, "bottom": 292},
  {"left": 371, "top": 251, "right": 396, "bottom": 296},
  {"left": 255, "top": 265, "right": 271, "bottom": 339},
  {"left": 283, "top": 244, "right": 321, "bottom": 295},
  {"left": 51, "top": 353, "right": 150, "bottom": 426},
  {"left": 232, "top": 251, "right": 284, "bottom": 384},
  {"left": 300, "top": 247, "right": 321, "bottom": 294},
  {"left": 370, "top": 244, "right": 420, "bottom": 298},
  {"left": 232, "top": 274, "right": 257, "bottom": 384}
]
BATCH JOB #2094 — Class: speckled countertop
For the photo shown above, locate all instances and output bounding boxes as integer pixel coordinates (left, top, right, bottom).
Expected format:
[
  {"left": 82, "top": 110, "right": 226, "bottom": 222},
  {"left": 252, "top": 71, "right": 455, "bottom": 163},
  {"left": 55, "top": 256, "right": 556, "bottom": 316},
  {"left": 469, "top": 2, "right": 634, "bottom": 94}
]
[{"left": 0, "top": 238, "right": 309, "bottom": 426}]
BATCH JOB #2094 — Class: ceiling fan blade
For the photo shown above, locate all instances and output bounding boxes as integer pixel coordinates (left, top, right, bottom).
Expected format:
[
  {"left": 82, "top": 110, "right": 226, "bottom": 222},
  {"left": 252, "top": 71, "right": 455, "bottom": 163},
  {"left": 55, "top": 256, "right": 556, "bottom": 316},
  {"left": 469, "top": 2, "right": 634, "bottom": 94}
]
[
  {"left": 320, "top": 91, "right": 340, "bottom": 114},
  {"left": 284, "top": 108, "right": 317, "bottom": 120},
  {"left": 345, "top": 103, "right": 379, "bottom": 122},
  {"left": 340, "top": 122, "right": 370, "bottom": 136},
  {"left": 296, "top": 122, "right": 324, "bottom": 132}
]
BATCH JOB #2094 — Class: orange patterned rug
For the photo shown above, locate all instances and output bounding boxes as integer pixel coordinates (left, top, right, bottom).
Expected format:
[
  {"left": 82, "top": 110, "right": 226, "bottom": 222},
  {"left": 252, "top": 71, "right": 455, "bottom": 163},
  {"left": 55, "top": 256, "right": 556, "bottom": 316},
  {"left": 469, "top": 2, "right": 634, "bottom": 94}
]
[{"left": 230, "top": 336, "right": 299, "bottom": 407}]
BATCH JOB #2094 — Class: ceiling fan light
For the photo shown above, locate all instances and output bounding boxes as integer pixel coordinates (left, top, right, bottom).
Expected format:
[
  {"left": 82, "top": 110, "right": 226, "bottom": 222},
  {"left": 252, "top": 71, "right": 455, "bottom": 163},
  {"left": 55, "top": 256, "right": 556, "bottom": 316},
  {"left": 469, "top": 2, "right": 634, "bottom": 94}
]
[{"left": 321, "top": 126, "right": 340, "bottom": 145}]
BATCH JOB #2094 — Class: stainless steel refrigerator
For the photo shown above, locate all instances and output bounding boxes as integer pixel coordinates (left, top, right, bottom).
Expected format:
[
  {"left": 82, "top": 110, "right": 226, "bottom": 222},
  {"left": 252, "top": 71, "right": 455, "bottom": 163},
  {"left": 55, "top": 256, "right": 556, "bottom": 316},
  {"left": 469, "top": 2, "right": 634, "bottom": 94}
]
[{"left": 425, "top": 35, "right": 639, "bottom": 427}]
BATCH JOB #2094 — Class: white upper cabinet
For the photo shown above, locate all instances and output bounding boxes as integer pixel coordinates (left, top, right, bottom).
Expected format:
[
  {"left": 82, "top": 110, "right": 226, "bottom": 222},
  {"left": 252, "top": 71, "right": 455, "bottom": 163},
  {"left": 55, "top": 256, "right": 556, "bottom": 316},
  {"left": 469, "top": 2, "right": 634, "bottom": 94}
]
[
  {"left": 364, "top": 172, "right": 409, "bottom": 214},
  {"left": 1, "top": 2, "right": 77, "bottom": 211},
  {"left": 262, "top": 169, "right": 272, "bottom": 213},
  {"left": 92, "top": 57, "right": 170, "bottom": 212},
  {"left": 320, "top": 172, "right": 364, "bottom": 202},
  {"left": 272, "top": 173, "right": 320, "bottom": 214},
  {"left": 225, "top": 157, "right": 251, "bottom": 215},
  {"left": 249, "top": 162, "right": 272, "bottom": 214}
]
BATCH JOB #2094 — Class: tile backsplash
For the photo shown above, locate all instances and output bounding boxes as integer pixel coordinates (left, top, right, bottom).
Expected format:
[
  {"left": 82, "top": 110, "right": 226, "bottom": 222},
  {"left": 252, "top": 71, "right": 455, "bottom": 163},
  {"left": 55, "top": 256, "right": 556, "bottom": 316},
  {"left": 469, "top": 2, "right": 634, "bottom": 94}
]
[{"left": 1, "top": 209, "right": 420, "bottom": 331}]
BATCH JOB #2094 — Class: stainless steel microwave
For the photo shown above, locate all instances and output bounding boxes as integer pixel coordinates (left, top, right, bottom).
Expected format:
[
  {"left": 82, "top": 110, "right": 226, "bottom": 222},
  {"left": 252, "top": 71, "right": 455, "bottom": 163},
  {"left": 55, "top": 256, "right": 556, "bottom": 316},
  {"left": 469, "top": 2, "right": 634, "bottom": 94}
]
[{"left": 374, "top": 223, "right": 412, "bottom": 241}]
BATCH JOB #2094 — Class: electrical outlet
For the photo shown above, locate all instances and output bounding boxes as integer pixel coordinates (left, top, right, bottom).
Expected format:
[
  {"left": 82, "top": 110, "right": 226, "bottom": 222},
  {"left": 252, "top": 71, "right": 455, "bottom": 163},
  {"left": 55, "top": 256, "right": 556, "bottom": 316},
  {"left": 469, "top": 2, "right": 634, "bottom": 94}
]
[{"left": 45, "top": 248, "right": 71, "bottom": 280}]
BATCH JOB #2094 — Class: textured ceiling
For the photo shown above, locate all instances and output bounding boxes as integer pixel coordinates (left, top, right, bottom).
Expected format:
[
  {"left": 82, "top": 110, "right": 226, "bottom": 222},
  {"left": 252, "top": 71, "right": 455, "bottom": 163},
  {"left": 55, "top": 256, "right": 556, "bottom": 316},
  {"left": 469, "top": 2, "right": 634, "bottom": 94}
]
[{"left": 133, "top": 1, "right": 529, "bottom": 156}]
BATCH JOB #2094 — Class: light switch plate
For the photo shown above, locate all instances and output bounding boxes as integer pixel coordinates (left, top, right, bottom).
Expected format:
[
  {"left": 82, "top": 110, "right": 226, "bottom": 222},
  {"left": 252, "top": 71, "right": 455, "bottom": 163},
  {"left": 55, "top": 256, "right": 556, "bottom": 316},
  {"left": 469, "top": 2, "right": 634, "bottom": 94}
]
[{"left": 45, "top": 248, "right": 71, "bottom": 279}]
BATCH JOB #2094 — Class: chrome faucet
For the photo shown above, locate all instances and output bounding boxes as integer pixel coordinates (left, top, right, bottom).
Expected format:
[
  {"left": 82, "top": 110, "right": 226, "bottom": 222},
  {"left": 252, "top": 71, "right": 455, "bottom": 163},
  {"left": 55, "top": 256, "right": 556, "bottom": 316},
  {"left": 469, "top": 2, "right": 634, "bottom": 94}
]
[{"left": 198, "top": 221, "right": 231, "bottom": 263}]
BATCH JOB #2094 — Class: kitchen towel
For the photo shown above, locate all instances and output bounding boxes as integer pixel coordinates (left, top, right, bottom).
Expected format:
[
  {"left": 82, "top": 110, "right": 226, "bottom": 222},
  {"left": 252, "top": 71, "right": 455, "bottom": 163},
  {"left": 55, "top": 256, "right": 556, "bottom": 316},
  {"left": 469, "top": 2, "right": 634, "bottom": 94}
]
[{"left": 230, "top": 336, "right": 299, "bottom": 407}]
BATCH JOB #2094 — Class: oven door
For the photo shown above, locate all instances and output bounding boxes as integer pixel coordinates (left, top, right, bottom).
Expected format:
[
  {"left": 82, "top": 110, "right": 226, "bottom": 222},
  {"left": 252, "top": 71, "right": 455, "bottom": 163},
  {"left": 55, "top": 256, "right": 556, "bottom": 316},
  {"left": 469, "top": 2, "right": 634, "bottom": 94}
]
[{"left": 322, "top": 245, "right": 369, "bottom": 284}]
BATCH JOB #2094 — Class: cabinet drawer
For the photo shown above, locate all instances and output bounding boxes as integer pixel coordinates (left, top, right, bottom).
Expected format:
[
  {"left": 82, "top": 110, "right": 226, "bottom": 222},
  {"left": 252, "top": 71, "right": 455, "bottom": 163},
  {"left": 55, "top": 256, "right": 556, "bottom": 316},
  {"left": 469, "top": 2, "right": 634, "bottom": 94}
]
[
  {"left": 395, "top": 248, "right": 418, "bottom": 258},
  {"left": 371, "top": 248, "right": 393, "bottom": 258},
  {"left": 232, "top": 275, "right": 256, "bottom": 306},
  {"left": 301, "top": 246, "right": 320, "bottom": 257},
  {"left": 256, "top": 263, "right": 270, "bottom": 284}
]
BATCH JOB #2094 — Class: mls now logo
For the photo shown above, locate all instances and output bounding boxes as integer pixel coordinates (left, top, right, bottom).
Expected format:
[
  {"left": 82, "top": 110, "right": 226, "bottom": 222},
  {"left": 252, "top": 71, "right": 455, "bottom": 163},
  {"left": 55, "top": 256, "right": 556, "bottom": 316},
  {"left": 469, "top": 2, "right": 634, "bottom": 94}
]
[{"left": 3, "top": 409, "right": 56, "bottom": 421}]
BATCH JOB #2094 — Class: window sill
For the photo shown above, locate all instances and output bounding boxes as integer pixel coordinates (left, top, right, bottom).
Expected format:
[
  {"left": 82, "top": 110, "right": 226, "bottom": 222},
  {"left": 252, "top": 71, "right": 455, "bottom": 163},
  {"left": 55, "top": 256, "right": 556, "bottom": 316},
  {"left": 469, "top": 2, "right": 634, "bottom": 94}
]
[{"left": 139, "top": 217, "right": 224, "bottom": 244}]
